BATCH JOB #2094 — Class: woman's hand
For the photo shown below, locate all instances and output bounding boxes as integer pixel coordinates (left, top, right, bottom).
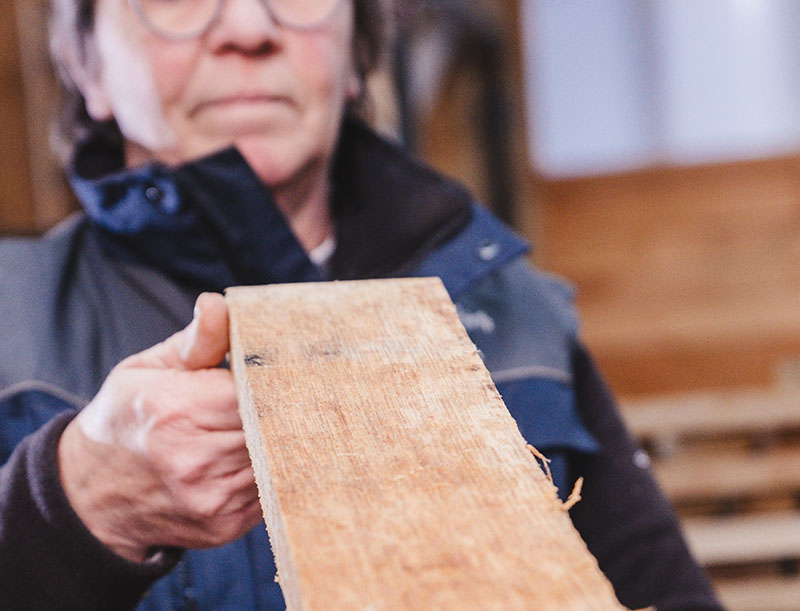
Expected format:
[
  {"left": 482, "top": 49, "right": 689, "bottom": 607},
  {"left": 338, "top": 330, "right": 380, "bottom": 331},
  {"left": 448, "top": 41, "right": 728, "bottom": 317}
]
[{"left": 58, "top": 293, "right": 262, "bottom": 563}]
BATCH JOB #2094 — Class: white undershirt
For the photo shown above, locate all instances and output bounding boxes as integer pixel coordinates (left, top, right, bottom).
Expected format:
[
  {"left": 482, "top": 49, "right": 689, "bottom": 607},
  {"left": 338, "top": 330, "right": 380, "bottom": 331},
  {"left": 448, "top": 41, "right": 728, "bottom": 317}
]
[{"left": 308, "top": 234, "right": 336, "bottom": 269}]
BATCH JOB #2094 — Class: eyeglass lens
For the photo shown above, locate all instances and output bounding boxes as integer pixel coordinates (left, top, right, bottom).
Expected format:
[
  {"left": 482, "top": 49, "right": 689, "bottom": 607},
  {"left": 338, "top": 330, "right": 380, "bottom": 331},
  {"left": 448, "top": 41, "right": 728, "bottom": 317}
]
[{"left": 135, "top": 0, "right": 344, "bottom": 39}]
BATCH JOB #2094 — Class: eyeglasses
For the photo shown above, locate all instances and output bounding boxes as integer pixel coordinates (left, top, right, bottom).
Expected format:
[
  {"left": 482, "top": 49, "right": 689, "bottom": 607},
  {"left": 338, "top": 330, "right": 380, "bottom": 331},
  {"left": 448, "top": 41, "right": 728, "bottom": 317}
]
[{"left": 129, "top": 0, "right": 346, "bottom": 40}]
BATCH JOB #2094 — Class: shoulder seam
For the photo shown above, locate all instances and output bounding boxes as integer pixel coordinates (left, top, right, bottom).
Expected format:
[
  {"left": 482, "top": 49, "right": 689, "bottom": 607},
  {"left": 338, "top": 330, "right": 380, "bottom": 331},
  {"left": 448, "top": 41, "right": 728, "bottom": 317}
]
[
  {"left": 0, "top": 380, "right": 87, "bottom": 409},
  {"left": 492, "top": 365, "right": 573, "bottom": 385}
]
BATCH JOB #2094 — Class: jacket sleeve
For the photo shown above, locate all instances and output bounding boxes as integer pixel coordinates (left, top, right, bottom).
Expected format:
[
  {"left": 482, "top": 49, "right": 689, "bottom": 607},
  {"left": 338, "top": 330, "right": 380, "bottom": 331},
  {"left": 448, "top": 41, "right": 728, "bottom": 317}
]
[
  {"left": 0, "top": 410, "right": 180, "bottom": 610},
  {"left": 568, "top": 345, "right": 724, "bottom": 611}
]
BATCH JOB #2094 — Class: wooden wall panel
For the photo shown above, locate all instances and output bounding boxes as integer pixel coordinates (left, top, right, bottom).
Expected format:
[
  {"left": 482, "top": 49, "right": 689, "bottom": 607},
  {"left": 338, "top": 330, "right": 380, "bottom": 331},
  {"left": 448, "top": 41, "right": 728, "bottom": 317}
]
[
  {"left": 0, "top": 4, "right": 35, "bottom": 232},
  {"left": 533, "top": 157, "right": 800, "bottom": 396},
  {"left": 1, "top": 2, "right": 75, "bottom": 235},
  {"left": 14, "top": 0, "right": 76, "bottom": 230}
]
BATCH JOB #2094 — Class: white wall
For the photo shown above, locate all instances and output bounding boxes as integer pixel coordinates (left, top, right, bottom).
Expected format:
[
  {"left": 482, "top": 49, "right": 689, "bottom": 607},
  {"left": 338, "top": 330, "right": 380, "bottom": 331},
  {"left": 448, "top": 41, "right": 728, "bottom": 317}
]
[{"left": 522, "top": 0, "right": 800, "bottom": 177}]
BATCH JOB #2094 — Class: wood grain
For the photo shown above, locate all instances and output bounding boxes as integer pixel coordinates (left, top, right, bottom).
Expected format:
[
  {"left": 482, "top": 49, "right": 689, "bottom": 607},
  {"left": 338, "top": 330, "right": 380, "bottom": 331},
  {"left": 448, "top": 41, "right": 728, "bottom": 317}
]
[{"left": 227, "top": 278, "right": 625, "bottom": 610}]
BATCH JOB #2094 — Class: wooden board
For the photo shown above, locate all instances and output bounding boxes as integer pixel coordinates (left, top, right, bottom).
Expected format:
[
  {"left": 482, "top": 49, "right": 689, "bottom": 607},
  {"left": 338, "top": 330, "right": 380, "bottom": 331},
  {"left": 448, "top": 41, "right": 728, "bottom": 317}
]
[{"left": 227, "top": 278, "right": 625, "bottom": 610}]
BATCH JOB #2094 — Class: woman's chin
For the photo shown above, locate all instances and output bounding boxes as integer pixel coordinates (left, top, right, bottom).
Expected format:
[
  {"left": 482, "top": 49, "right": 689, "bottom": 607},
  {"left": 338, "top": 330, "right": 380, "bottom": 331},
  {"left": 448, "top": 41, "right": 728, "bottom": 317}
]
[{"left": 234, "top": 137, "right": 309, "bottom": 188}]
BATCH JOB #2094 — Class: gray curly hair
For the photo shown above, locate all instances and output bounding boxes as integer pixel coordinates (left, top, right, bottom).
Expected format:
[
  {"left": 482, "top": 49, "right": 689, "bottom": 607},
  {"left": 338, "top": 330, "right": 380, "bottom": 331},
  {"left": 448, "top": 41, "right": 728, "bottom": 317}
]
[{"left": 48, "top": 0, "right": 392, "bottom": 163}]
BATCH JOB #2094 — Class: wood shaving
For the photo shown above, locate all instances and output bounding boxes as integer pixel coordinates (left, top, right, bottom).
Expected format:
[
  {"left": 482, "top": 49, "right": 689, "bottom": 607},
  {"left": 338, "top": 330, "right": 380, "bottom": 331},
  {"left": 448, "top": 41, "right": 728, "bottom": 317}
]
[
  {"left": 526, "top": 443, "right": 553, "bottom": 484},
  {"left": 561, "top": 477, "right": 584, "bottom": 511}
]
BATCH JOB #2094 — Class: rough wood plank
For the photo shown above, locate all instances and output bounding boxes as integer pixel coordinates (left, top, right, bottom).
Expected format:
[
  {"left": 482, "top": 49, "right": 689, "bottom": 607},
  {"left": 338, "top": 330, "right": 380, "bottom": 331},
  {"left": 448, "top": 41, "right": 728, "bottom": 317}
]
[{"left": 227, "top": 278, "right": 625, "bottom": 610}]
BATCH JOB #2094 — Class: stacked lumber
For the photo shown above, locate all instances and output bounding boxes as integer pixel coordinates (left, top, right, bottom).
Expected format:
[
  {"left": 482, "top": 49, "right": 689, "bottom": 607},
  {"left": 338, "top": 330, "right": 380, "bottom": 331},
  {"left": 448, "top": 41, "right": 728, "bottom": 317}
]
[
  {"left": 228, "top": 278, "right": 626, "bottom": 610},
  {"left": 622, "top": 389, "right": 800, "bottom": 611}
]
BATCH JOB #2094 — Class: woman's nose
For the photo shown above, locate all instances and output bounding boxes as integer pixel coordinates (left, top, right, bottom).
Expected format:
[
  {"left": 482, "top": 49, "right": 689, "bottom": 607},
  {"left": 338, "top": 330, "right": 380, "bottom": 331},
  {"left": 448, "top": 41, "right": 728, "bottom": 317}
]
[{"left": 207, "top": 0, "right": 280, "bottom": 51}]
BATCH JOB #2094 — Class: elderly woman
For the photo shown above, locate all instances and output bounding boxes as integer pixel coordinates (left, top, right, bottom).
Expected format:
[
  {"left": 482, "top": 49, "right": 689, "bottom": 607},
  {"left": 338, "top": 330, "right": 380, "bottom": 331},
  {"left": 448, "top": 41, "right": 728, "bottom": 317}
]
[{"left": 0, "top": 1, "right": 721, "bottom": 609}]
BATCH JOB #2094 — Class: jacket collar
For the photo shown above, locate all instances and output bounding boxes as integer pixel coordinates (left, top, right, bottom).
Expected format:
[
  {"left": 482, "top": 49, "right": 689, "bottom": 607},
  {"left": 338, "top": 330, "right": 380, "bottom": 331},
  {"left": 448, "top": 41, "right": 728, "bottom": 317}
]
[
  {"left": 69, "top": 119, "right": 520, "bottom": 292},
  {"left": 329, "top": 120, "right": 472, "bottom": 279},
  {"left": 71, "top": 136, "right": 321, "bottom": 291},
  {"left": 412, "top": 205, "right": 528, "bottom": 299}
]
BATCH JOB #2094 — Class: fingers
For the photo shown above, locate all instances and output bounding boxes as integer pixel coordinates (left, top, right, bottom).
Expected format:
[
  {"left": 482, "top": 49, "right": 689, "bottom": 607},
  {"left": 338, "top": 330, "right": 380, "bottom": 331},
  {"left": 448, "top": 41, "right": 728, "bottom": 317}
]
[
  {"left": 125, "top": 292, "right": 229, "bottom": 371},
  {"left": 181, "top": 292, "right": 230, "bottom": 370},
  {"left": 68, "top": 292, "right": 263, "bottom": 554},
  {"left": 152, "top": 368, "right": 242, "bottom": 432},
  {"left": 161, "top": 496, "right": 264, "bottom": 550},
  {"left": 154, "top": 429, "right": 253, "bottom": 486}
]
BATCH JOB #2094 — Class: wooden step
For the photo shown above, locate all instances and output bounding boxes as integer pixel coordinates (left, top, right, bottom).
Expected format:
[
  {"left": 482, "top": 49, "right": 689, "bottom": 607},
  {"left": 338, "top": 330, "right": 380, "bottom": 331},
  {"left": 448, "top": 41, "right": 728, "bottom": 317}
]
[
  {"left": 683, "top": 511, "right": 800, "bottom": 566},
  {"left": 621, "top": 390, "right": 800, "bottom": 441},
  {"left": 652, "top": 446, "right": 800, "bottom": 503},
  {"left": 715, "top": 575, "right": 800, "bottom": 611}
]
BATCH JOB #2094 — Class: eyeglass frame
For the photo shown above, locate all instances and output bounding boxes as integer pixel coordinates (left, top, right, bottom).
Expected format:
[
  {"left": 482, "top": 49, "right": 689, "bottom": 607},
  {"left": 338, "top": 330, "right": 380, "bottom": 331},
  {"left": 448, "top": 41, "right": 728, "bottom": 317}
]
[{"left": 128, "top": 0, "right": 348, "bottom": 41}]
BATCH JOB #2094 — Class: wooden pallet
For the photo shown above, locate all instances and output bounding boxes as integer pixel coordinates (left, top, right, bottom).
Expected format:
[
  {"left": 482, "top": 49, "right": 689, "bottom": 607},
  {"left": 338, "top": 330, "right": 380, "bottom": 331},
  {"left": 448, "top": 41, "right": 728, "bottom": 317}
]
[{"left": 622, "top": 390, "right": 800, "bottom": 611}]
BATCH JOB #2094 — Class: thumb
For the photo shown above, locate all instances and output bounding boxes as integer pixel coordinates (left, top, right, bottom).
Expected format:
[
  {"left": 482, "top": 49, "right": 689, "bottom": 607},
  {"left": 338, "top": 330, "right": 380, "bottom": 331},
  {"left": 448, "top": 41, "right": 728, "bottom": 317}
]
[{"left": 125, "top": 292, "right": 230, "bottom": 371}]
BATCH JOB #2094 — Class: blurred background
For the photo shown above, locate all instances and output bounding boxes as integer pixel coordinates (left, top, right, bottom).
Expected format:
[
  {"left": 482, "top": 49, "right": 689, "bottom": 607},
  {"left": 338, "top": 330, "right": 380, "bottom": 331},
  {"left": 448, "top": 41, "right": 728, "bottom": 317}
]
[{"left": 3, "top": 1, "right": 800, "bottom": 608}]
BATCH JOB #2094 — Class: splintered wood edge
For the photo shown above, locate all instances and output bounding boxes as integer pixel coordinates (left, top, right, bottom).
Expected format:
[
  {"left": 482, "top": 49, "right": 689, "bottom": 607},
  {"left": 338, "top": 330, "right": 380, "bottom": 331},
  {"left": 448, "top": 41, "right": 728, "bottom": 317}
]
[{"left": 227, "top": 290, "right": 304, "bottom": 609}]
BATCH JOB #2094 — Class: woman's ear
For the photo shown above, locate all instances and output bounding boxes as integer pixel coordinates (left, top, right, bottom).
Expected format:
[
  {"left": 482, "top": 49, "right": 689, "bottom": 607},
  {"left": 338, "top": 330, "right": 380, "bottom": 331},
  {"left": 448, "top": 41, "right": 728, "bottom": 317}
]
[
  {"left": 74, "top": 52, "right": 114, "bottom": 121},
  {"left": 57, "top": 33, "right": 114, "bottom": 122},
  {"left": 80, "top": 78, "right": 114, "bottom": 122}
]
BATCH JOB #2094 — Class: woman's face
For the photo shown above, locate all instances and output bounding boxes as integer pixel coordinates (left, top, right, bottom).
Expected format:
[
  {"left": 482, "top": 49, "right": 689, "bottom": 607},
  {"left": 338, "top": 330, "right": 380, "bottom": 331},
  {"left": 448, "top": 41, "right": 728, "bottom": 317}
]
[{"left": 83, "top": 0, "right": 359, "bottom": 187}]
